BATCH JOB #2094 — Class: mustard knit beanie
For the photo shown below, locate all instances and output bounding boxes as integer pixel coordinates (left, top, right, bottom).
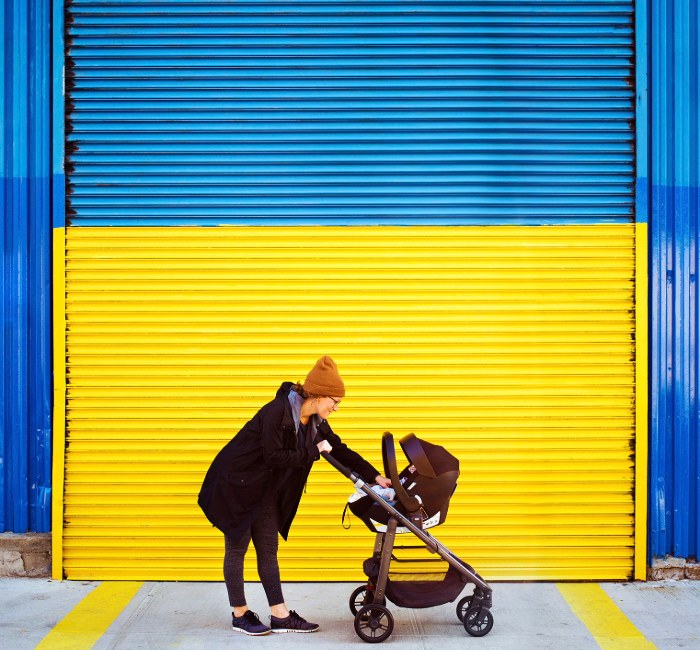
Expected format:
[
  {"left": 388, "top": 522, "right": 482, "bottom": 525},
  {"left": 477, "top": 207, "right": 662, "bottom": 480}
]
[{"left": 303, "top": 355, "right": 346, "bottom": 397}]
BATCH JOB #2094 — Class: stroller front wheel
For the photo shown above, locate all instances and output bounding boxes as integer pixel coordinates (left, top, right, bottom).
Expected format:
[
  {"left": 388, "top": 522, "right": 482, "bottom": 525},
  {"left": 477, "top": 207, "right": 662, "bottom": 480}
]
[
  {"left": 354, "top": 604, "right": 394, "bottom": 643},
  {"left": 463, "top": 605, "right": 494, "bottom": 637}
]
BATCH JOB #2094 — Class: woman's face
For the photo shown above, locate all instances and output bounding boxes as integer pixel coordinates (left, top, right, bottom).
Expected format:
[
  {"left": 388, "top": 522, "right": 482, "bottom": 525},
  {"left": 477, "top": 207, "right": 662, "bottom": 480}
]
[{"left": 318, "top": 396, "right": 342, "bottom": 419}]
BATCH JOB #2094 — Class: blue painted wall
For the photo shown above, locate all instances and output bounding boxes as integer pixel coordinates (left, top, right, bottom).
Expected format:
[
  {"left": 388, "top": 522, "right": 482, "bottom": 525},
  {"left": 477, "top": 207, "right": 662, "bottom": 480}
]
[
  {"left": 649, "top": 0, "right": 700, "bottom": 560},
  {"left": 1, "top": 0, "right": 53, "bottom": 533}
]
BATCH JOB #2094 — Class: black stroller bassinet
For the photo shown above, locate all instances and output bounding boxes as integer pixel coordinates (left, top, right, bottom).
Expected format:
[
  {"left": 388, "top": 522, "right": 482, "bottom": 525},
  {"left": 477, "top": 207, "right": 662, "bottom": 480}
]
[
  {"left": 323, "top": 432, "right": 494, "bottom": 643},
  {"left": 347, "top": 433, "right": 459, "bottom": 534}
]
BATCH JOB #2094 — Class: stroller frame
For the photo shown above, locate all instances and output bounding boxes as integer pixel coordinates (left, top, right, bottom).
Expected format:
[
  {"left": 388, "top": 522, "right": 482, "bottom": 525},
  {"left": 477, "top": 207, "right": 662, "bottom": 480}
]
[{"left": 322, "top": 432, "right": 494, "bottom": 642}]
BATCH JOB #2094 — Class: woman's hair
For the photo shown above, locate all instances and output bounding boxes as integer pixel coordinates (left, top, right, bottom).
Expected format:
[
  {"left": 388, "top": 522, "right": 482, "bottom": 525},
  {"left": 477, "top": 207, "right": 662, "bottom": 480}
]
[{"left": 291, "top": 382, "right": 322, "bottom": 400}]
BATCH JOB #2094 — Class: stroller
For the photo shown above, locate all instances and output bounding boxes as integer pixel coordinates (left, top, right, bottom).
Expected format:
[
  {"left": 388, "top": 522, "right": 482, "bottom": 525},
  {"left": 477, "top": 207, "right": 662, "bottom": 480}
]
[{"left": 323, "top": 432, "right": 494, "bottom": 643}]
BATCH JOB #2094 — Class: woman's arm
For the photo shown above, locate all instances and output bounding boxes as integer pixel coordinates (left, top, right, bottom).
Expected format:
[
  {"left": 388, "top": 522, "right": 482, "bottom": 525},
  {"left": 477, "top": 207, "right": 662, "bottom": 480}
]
[{"left": 318, "top": 420, "right": 389, "bottom": 484}]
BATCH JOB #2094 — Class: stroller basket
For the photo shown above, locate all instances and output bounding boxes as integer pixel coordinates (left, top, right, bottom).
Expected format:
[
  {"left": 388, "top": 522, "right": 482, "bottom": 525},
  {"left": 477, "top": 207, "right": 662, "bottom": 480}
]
[
  {"left": 323, "top": 432, "right": 494, "bottom": 642},
  {"left": 386, "top": 566, "right": 467, "bottom": 609}
]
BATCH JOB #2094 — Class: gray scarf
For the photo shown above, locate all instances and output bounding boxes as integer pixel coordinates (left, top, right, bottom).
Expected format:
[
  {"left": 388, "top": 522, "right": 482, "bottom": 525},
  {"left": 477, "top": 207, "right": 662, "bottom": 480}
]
[{"left": 288, "top": 389, "right": 320, "bottom": 446}]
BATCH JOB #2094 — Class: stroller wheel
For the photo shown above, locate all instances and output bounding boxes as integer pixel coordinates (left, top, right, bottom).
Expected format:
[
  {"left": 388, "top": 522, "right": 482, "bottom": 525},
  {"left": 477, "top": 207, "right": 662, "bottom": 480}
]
[
  {"left": 349, "top": 585, "right": 368, "bottom": 615},
  {"left": 463, "top": 605, "right": 494, "bottom": 637},
  {"left": 354, "top": 604, "right": 394, "bottom": 643},
  {"left": 456, "top": 595, "right": 473, "bottom": 622},
  {"left": 349, "top": 584, "right": 385, "bottom": 614}
]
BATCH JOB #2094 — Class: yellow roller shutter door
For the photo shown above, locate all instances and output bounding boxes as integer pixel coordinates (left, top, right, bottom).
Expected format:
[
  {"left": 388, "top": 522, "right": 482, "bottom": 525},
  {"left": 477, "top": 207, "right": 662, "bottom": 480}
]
[{"left": 60, "top": 225, "right": 639, "bottom": 580}]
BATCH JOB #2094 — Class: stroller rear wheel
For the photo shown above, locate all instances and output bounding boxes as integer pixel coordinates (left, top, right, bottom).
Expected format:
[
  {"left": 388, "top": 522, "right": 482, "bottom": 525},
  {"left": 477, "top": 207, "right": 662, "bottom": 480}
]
[
  {"left": 354, "top": 604, "right": 394, "bottom": 643},
  {"left": 349, "top": 585, "right": 368, "bottom": 615},
  {"left": 463, "top": 605, "right": 494, "bottom": 637},
  {"left": 349, "top": 584, "right": 386, "bottom": 615}
]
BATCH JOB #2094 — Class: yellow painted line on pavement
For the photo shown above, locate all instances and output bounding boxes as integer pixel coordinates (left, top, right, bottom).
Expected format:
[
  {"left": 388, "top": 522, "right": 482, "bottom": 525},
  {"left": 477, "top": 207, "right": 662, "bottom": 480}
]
[
  {"left": 36, "top": 582, "right": 143, "bottom": 650},
  {"left": 557, "top": 583, "right": 657, "bottom": 649}
]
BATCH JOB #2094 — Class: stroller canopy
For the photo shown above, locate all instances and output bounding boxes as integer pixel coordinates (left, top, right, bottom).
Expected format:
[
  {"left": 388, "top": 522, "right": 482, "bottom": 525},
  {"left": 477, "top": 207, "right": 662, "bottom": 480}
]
[{"left": 399, "top": 433, "right": 460, "bottom": 478}]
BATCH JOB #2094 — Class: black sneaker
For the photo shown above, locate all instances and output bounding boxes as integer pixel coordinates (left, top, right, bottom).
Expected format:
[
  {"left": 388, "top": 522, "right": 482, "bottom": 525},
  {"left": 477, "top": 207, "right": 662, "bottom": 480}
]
[
  {"left": 232, "top": 610, "right": 271, "bottom": 636},
  {"left": 270, "top": 610, "right": 320, "bottom": 633}
]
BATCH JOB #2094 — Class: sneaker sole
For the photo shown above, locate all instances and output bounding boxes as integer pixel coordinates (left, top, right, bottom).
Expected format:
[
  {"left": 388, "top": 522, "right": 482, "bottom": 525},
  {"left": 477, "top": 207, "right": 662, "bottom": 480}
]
[
  {"left": 232, "top": 627, "right": 271, "bottom": 636},
  {"left": 270, "top": 628, "right": 319, "bottom": 634}
]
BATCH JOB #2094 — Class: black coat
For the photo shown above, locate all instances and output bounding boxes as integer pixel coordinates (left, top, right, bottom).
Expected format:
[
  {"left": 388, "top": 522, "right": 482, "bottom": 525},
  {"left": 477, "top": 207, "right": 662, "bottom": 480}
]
[{"left": 198, "top": 382, "right": 380, "bottom": 542}]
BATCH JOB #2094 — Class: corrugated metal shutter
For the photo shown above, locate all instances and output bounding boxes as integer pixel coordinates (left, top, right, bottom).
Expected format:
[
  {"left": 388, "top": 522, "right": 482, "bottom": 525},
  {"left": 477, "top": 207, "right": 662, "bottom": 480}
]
[
  {"left": 66, "top": 0, "right": 634, "bottom": 226},
  {"left": 62, "top": 225, "right": 636, "bottom": 580},
  {"left": 60, "top": 1, "right": 638, "bottom": 581}
]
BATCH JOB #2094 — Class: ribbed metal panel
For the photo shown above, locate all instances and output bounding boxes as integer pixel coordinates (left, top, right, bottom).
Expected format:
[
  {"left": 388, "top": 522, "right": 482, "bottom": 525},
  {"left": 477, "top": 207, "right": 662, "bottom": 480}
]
[
  {"left": 65, "top": 0, "right": 634, "bottom": 226},
  {"left": 649, "top": 0, "right": 700, "bottom": 561},
  {"left": 0, "top": 0, "right": 53, "bottom": 533},
  {"left": 61, "top": 225, "right": 637, "bottom": 580}
]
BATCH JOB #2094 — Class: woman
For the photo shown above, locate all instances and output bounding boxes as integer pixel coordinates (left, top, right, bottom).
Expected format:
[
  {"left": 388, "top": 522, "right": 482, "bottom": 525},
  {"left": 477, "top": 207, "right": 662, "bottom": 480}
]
[{"left": 198, "top": 355, "right": 390, "bottom": 636}]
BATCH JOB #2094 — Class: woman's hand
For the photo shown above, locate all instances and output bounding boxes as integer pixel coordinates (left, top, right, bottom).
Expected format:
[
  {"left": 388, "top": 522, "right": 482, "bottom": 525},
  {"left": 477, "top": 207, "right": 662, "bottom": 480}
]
[
  {"left": 374, "top": 475, "right": 392, "bottom": 488},
  {"left": 317, "top": 440, "right": 332, "bottom": 453}
]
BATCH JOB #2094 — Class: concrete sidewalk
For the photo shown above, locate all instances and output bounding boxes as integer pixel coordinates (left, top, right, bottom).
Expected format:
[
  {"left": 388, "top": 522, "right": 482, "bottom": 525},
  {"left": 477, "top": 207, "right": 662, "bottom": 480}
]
[{"left": 2, "top": 578, "right": 700, "bottom": 649}]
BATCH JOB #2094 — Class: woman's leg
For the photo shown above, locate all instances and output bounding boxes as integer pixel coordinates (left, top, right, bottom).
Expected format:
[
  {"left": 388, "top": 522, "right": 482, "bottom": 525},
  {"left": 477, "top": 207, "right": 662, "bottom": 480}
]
[
  {"left": 248, "top": 494, "right": 319, "bottom": 632},
  {"left": 224, "top": 530, "right": 252, "bottom": 616},
  {"left": 250, "top": 491, "right": 285, "bottom": 610}
]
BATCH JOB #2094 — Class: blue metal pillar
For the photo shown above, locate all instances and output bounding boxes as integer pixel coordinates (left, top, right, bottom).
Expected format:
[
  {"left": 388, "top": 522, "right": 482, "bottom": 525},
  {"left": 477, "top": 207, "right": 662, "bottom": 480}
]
[{"left": 1, "top": 0, "right": 54, "bottom": 533}]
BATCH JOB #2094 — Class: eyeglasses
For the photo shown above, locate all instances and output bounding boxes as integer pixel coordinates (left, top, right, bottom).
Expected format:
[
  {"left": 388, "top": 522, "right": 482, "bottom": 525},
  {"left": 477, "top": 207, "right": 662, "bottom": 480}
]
[{"left": 329, "top": 397, "right": 342, "bottom": 409}]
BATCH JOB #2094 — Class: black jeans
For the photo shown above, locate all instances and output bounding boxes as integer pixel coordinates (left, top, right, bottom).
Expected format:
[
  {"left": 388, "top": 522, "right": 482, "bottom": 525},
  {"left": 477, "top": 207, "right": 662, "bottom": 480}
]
[{"left": 224, "top": 489, "right": 284, "bottom": 607}]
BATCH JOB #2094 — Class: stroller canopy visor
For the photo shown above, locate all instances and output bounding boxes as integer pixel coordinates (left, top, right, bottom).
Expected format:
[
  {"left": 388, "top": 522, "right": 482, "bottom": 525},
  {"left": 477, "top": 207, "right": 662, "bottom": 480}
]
[{"left": 400, "top": 433, "right": 460, "bottom": 477}]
